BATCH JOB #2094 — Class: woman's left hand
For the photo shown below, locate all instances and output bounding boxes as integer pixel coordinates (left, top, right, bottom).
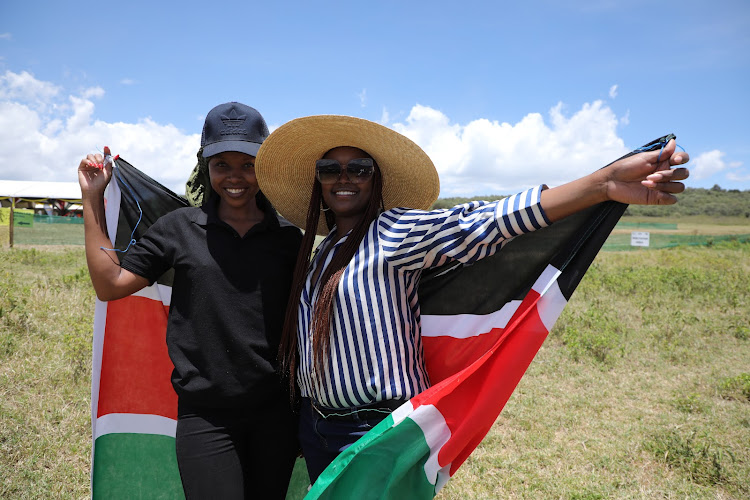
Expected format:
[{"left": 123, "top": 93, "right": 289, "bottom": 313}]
[{"left": 603, "top": 138, "right": 690, "bottom": 206}]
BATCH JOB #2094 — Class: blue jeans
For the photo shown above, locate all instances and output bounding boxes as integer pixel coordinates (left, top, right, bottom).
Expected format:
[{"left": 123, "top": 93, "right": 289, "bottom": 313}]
[{"left": 298, "top": 398, "right": 392, "bottom": 484}]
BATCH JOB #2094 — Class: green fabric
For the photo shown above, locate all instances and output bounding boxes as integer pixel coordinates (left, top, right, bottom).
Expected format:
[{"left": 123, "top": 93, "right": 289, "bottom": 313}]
[
  {"left": 185, "top": 148, "right": 210, "bottom": 207},
  {"left": 307, "top": 413, "right": 436, "bottom": 499},
  {"left": 93, "top": 433, "right": 185, "bottom": 499}
]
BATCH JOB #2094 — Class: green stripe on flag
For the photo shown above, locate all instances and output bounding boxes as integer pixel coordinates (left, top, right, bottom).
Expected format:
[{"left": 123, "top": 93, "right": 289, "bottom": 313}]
[
  {"left": 93, "top": 433, "right": 184, "bottom": 499},
  {"left": 308, "top": 414, "right": 437, "bottom": 499}
]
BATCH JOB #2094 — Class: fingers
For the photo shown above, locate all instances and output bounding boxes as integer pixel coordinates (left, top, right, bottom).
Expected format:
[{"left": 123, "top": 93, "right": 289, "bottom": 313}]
[
  {"left": 79, "top": 157, "right": 100, "bottom": 172},
  {"left": 670, "top": 149, "right": 689, "bottom": 166},
  {"left": 650, "top": 190, "right": 679, "bottom": 205},
  {"left": 661, "top": 138, "right": 676, "bottom": 160},
  {"left": 660, "top": 139, "right": 689, "bottom": 166},
  {"left": 645, "top": 167, "right": 690, "bottom": 183},
  {"left": 642, "top": 180, "right": 685, "bottom": 193},
  {"left": 80, "top": 152, "right": 106, "bottom": 170},
  {"left": 646, "top": 139, "right": 691, "bottom": 170}
]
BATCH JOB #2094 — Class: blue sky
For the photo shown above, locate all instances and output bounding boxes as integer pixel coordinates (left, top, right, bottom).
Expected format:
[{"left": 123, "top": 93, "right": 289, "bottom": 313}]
[{"left": 1, "top": 0, "right": 748, "bottom": 196}]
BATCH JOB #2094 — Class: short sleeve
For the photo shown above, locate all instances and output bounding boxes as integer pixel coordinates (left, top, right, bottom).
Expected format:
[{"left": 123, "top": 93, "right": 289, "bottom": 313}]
[{"left": 119, "top": 214, "right": 175, "bottom": 284}]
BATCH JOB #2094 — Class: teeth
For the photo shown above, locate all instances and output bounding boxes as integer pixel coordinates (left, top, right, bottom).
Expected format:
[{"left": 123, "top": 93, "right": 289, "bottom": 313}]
[
  {"left": 226, "top": 188, "right": 245, "bottom": 194},
  {"left": 335, "top": 191, "right": 356, "bottom": 195}
]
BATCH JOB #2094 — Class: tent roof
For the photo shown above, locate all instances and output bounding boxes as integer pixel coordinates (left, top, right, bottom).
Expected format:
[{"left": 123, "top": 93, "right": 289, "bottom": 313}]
[{"left": 0, "top": 180, "right": 82, "bottom": 201}]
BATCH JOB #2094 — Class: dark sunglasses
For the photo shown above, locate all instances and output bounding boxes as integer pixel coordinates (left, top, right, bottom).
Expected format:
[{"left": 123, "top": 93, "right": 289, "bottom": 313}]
[{"left": 315, "top": 158, "right": 375, "bottom": 184}]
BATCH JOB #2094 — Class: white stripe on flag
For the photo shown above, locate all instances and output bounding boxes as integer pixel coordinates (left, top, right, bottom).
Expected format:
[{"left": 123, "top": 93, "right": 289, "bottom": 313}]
[
  {"left": 132, "top": 283, "right": 173, "bottom": 306},
  {"left": 536, "top": 279, "right": 567, "bottom": 332},
  {"left": 420, "top": 265, "right": 563, "bottom": 339},
  {"left": 94, "top": 413, "right": 177, "bottom": 439},
  {"left": 410, "top": 404, "right": 452, "bottom": 492},
  {"left": 421, "top": 300, "right": 522, "bottom": 339},
  {"left": 531, "top": 264, "right": 562, "bottom": 297},
  {"left": 104, "top": 171, "right": 121, "bottom": 247},
  {"left": 391, "top": 400, "right": 415, "bottom": 425}
]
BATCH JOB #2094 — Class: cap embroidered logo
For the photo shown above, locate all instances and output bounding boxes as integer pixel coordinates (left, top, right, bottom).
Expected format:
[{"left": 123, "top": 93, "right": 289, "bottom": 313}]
[{"left": 220, "top": 109, "right": 248, "bottom": 137}]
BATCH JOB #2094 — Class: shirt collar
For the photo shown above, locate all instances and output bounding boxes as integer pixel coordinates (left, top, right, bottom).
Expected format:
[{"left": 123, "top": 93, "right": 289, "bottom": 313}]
[{"left": 189, "top": 194, "right": 281, "bottom": 232}]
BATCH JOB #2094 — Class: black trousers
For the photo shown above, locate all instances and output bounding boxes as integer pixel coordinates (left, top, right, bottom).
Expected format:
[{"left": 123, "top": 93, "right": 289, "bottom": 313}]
[{"left": 175, "top": 397, "right": 299, "bottom": 499}]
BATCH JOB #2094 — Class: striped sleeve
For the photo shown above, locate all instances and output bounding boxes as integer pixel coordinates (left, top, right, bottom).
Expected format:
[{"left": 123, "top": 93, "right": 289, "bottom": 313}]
[{"left": 377, "top": 185, "right": 550, "bottom": 270}]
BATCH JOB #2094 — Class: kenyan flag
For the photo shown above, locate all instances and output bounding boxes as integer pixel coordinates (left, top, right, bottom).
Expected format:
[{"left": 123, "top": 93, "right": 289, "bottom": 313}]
[
  {"left": 91, "top": 163, "right": 185, "bottom": 499},
  {"left": 92, "top": 135, "right": 673, "bottom": 499},
  {"left": 91, "top": 162, "right": 311, "bottom": 499}
]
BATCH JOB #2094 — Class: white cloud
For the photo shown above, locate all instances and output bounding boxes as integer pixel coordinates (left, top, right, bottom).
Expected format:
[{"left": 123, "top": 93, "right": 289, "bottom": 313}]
[
  {"left": 120, "top": 78, "right": 137, "bottom": 85},
  {"left": 609, "top": 84, "right": 618, "bottom": 99},
  {"left": 0, "top": 33, "right": 11, "bottom": 40},
  {"left": 691, "top": 151, "right": 749, "bottom": 184},
  {"left": 358, "top": 88, "right": 367, "bottom": 107},
  {"left": 0, "top": 70, "right": 199, "bottom": 193},
  {"left": 690, "top": 150, "right": 729, "bottom": 180},
  {"left": 7, "top": 70, "right": 727, "bottom": 199},
  {"left": 620, "top": 109, "right": 630, "bottom": 126},
  {"left": 81, "top": 86, "right": 105, "bottom": 99},
  {"left": 379, "top": 108, "right": 390, "bottom": 125},
  {"left": 726, "top": 170, "right": 750, "bottom": 183},
  {"left": 0, "top": 70, "right": 60, "bottom": 102},
  {"left": 391, "top": 100, "right": 627, "bottom": 196}
]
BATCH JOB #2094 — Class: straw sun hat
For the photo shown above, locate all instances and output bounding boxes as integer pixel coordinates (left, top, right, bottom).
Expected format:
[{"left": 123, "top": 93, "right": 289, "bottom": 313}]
[{"left": 255, "top": 115, "right": 440, "bottom": 235}]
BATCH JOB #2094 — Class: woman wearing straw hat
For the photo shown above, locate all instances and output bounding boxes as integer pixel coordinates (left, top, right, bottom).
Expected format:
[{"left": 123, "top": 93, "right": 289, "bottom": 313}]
[
  {"left": 78, "top": 102, "right": 302, "bottom": 499},
  {"left": 255, "top": 115, "right": 689, "bottom": 483}
]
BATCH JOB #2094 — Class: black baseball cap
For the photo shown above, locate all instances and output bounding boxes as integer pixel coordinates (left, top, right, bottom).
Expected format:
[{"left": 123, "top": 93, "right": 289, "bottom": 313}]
[{"left": 200, "top": 102, "right": 269, "bottom": 158}]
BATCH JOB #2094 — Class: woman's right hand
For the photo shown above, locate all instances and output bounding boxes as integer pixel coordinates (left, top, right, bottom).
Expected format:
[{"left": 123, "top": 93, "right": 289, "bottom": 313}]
[{"left": 78, "top": 146, "right": 113, "bottom": 196}]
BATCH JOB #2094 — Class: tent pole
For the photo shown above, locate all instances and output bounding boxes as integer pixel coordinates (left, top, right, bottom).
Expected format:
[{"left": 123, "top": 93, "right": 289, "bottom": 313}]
[{"left": 9, "top": 197, "right": 15, "bottom": 248}]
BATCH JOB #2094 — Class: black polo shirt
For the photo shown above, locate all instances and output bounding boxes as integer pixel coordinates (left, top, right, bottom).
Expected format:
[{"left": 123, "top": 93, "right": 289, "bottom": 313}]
[{"left": 120, "top": 198, "right": 302, "bottom": 408}]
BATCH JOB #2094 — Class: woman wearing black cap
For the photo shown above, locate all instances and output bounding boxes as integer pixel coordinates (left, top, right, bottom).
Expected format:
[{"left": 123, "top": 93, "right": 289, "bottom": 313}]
[{"left": 78, "top": 102, "right": 302, "bottom": 499}]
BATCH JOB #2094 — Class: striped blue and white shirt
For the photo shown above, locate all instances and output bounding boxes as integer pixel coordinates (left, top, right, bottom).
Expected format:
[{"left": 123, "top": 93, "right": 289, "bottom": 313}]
[{"left": 297, "top": 186, "right": 550, "bottom": 408}]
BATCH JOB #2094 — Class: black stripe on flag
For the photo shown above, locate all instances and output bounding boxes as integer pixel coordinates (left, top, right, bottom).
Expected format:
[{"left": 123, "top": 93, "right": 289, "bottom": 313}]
[{"left": 419, "top": 134, "right": 676, "bottom": 315}]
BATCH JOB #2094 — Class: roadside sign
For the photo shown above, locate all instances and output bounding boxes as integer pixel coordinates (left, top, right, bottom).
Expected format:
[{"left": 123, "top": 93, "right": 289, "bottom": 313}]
[{"left": 631, "top": 231, "right": 650, "bottom": 247}]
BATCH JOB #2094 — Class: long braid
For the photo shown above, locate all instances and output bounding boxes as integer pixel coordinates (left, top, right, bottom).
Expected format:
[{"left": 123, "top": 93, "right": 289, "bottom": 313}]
[{"left": 279, "top": 182, "right": 324, "bottom": 396}]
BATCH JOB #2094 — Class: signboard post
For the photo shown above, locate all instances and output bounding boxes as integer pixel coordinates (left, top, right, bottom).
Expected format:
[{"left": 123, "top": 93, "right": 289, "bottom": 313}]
[{"left": 9, "top": 197, "right": 14, "bottom": 248}]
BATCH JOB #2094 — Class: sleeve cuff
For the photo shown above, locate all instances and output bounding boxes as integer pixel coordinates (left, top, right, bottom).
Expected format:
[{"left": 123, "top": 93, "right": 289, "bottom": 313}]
[{"left": 493, "top": 185, "right": 551, "bottom": 238}]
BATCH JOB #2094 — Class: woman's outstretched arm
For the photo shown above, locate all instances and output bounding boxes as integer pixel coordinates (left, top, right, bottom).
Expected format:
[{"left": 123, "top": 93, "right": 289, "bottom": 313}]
[{"left": 541, "top": 139, "right": 690, "bottom": 223}]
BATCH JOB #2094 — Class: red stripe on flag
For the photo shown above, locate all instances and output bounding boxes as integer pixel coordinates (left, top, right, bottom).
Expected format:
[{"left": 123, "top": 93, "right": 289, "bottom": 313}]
[
  {"left": 423, "top": 327, "right": 507, "bottom": 385},
  {"left": 412, "top": 291, "right": 552, "bottom": 475},
  {"left": 97, "top": 295, "right": 177, "bottom": 419}
]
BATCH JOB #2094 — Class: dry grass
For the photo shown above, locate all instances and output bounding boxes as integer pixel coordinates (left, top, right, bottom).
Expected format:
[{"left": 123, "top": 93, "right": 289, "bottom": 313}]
[
  {"left": 439, "top": 242, "right": 750, "bottom": 499},
  {"left": 1, "top": 241, "right": 748, "bottom": 499},
  {"left": 1, "top": 247, "right": 93, "bottom": 499}
]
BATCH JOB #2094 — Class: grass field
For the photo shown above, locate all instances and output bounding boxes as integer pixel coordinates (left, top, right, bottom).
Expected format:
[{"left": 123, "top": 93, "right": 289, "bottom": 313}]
[{"left": 1, "top": 238, "right": 748, "bottom": 498}]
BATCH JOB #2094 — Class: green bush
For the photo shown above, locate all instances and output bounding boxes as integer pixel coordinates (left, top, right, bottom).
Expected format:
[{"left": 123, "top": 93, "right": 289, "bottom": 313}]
[
  {"left": 645, "top": 429, "right": 734, "bottom": 486},
  {"left": 560, "top": 308, "right": 623, "bottom": 364},
  {"left": 718, "top": 373, "right": 750, "bottom": 401}
]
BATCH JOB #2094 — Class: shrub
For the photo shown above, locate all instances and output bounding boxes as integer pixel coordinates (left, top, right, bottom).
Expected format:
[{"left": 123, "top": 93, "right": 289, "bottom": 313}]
[
  {"left": 645, "top": 429, "right": 734, "bottom": 486},
  {"left": 718, "top": 373, "right": 750, "bottom": 401}
]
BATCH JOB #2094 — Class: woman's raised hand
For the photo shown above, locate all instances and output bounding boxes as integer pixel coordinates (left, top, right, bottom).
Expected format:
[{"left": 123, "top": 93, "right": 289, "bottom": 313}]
[
  {"left": 78, "top": 146, "right": 114, "bottom": 196},
  {"left": 603, "top": 139, "right": 690, "bottom": 206}
]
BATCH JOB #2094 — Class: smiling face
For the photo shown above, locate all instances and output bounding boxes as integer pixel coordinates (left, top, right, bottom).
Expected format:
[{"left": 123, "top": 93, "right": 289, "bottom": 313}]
[
  {"left": 319, "top": 147, "right": 375, "bottom": 228},
  {"left": 208, "top": 151, "right": 259, "bottom": 213}
]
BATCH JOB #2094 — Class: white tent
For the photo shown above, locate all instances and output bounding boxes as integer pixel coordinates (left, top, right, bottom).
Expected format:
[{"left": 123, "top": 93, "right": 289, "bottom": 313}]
[
  {"left": 0, "top": 180, "right": 83, "bottom": 246},
  {"left": 0, "top": 180, "right": 82, "bottom": 201}
]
